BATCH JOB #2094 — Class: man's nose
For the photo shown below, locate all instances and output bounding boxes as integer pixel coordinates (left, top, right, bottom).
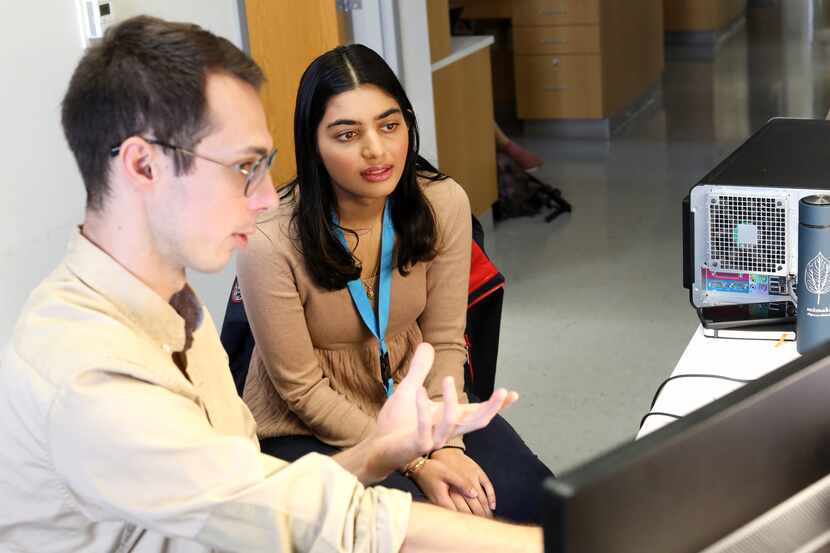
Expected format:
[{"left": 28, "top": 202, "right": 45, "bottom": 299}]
[{"left": 252, "top": 172, "right": 279, "bottom": 212}]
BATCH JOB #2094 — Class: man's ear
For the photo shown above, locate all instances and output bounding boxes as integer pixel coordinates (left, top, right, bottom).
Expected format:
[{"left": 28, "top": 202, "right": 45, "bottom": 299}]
[{"left": 117, "top": 137, "right": 158, "bottom": 192}]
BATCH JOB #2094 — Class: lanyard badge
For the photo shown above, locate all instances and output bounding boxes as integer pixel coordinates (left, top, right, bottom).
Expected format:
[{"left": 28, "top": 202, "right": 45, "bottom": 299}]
[{"left": 333, "top": 199, "right": 396, "bottom": 397}]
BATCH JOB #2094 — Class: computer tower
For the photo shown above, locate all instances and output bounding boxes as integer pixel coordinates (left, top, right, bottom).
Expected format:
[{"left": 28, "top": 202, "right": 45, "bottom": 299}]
[{"left": 683, "top": 118, "right": 830, "bottom": 308}]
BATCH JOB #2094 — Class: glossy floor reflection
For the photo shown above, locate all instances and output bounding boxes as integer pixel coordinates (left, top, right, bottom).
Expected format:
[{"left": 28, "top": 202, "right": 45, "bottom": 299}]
[{"left": 492, "top": 0, "right": 830, "bottom": 473}]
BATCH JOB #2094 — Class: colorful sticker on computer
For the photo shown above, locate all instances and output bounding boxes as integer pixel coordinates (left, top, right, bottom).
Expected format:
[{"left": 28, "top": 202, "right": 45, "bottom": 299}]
[
  {"left": 703, "top": 269, "right": 770, "bottom": 296},
  {"left": 749, "top": 274, "right": 769, "bottom": 294}
]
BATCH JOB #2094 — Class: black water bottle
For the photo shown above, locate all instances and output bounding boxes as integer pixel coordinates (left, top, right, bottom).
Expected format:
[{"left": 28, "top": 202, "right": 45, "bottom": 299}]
[{"left": 797, "top": 195, "right": 830, "bottom": 353}]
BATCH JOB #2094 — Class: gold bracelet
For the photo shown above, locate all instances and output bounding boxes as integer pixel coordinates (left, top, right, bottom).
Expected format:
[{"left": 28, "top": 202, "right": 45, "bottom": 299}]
[
  {"left": 428, "top": 445, "right": 465, "bottom": 459},
  {"left": 402, "top": 456, "right": 423, "bottom": 473},
  {"left": 402, "top": 457, "right": 428, "bottom": 478}
]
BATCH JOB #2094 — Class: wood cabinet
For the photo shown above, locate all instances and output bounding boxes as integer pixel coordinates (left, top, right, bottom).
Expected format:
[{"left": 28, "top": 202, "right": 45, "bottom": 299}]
[
  {"left": 601, "top": 0, "right": 665, "bottom": 117},
  {"left": 457, "top": 0, "right": 664, "bottom": 122},
  {"left": 427, "top": 0, "right": 498, "bottom": 216},
  {"left": 432, "top": 47, "right": 498, "bottom": 216},
  {"left": 512, "top": 0, "right": 663, "bottom": 120},
  {"left": 514, "top": 54, "right": 603, "bottom": 118},
  {"left": 512, "top": 0, "right": 600, "bottom": 26},
  {"left": 664, "top": 0, "right": 747, "bottom": 32},
  {"left": 427, "top": 0, "right": 452, "bottom": 62},
  {"left": 512, "top": 26, "right": 601, "bottom": 55}
]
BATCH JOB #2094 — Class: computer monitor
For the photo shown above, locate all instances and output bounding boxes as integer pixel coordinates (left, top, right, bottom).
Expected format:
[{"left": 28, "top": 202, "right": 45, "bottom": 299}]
[{"left": 543, "top": 342, "right": 830, "bottom": 553}]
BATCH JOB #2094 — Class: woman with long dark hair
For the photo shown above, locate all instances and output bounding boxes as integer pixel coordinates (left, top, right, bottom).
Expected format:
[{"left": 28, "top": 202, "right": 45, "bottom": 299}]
[{"left": 237, "top": 44, "right": 552, "bottom": 523}]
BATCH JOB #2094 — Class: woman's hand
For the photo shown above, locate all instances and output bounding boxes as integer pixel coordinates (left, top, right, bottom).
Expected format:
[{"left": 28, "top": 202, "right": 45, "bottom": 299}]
[
  {"left": 410, "top": 457, "right": 492, "bottom": 517},
  {"left": 429, "top": 448, "right": 495, "bottom": 517}
]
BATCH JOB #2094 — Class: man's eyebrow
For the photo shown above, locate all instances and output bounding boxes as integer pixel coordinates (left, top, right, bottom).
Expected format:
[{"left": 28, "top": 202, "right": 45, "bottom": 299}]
[
  {"left": 375, "top": 108, "right": 401, "bottom": 120},
  {"left": 235, "top": 145, "right": 269, "bottom": 156}
]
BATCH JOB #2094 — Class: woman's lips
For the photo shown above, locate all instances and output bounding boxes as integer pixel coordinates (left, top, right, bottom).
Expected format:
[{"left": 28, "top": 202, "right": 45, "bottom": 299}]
[{"left": 361, "top": 165, "right": 393, "bottom": 182}]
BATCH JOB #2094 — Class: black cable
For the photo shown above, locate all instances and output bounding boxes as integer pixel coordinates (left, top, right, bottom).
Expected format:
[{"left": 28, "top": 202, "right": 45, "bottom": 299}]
[
  {"left": 648, "top": 373, "right": 754, "bottom": 411},
  {"left": 639, "top": 373, "right": 755, "bottom": 430},
  {"left": 640, "top": 412, "right": 682, "bottom": 428}
]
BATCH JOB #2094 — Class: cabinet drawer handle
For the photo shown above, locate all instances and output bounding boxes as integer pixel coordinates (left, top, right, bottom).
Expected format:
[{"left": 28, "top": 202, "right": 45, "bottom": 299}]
[
  {"left": 551, "top": 58, "right": 561, "bottom": 65},
  {"left": 541, "top": 9, "right": 568, "bottom": 16},
  {"left": 544, "top": 85, "right": 569, "bottom": 91},
  {"left": 542, "top": 38, "right": 567, "bottom": 45}
]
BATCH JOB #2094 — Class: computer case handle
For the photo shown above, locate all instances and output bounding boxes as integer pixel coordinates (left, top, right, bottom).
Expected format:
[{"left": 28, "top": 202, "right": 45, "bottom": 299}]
[{"left": 682, "top": 194, "right": 694, "bottom": 302}]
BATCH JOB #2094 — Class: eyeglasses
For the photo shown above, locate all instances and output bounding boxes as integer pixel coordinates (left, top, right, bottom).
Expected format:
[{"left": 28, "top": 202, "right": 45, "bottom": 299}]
[{"left": 110, "top": 137, "right": 277, "bottom": 197}]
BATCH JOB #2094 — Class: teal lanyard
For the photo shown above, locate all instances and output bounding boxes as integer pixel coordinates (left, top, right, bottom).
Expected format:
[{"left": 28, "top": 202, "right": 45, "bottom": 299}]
[{"left": 332, "top": 199, "right": 395, "bottom": 397}]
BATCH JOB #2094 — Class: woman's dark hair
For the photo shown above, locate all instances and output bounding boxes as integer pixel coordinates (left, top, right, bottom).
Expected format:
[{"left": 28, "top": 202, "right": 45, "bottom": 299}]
[{"left": 286, "top": 44, "right": 445, "bottom": 290}]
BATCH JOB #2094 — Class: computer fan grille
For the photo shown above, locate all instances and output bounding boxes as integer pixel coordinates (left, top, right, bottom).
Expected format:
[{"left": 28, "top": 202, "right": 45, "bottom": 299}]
[{"left": 707, "top": 194, "right": 787, "bottom": 274}]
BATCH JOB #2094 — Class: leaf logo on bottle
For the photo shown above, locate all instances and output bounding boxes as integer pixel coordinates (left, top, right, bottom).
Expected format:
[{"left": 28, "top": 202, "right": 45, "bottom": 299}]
[{"left": 805, "top": 252, "right": 830, "bottom": 305}]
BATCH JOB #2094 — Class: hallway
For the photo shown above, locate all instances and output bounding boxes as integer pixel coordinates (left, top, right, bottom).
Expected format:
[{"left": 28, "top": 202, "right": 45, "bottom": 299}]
[{"left": 494, "top": 0, "right": 830, "bottom": 472}]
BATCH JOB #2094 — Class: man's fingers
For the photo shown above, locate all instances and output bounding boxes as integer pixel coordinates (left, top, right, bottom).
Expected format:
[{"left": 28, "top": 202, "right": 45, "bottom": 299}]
[
  {"left": 426, "top": 387, "right": 521, "bottom": 446},
  {"left": 484, "top": 388, "right": 518, "bottom": 412},
  {"left": 415, "top": 387, "right": 433, "bottom": 452},
  {"left": 456, "top": 390, "right": 505, "bottom": 434},
  {"left": 431, "top": 420, "right": 452, "bottom": 450},
  {"left": 442, "top": 376, "right": 459, "bottom": 407},
  {"left": 432, "top": 377, "right": 459, "bottom": 447},
  {"left": 488, "top": 388, "right": 511, "bottom": 410},
  {"left": 399, "top": 343, "right": 434, "bottom": 389},
  {"left": 500, "top": 390, "right": 519, "bottom": 410},
  {"left": 458, "top": 388, "right": 521, "bottom": 435}
]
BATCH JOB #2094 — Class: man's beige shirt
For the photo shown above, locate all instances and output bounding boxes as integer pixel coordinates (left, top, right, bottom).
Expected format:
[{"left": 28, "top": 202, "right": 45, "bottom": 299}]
[{"left": 0, "top": 229, "right": 410, "bottom": 552}]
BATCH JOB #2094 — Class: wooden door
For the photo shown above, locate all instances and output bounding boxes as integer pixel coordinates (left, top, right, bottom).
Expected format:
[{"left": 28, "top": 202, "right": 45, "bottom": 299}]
[
  {"left": 244, "top": 1, "right": 346, "bottom": 187},
  {"left": 432, "top": 47, "right": 498, "bottom": 216}
]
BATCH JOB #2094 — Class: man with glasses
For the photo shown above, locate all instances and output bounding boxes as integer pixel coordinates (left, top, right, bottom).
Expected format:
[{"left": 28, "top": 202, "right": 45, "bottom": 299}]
[
  {"left": 0, "top": 15, "right": 542, "bottom": 553},
  {"left": 109, "top": 138, "right": 279, "bottom": 198}
]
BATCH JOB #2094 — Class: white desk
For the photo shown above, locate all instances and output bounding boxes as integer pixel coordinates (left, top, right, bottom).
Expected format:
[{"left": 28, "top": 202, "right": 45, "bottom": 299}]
[{"left": 637, "top": 325, "right": 800, "bottom": 438}]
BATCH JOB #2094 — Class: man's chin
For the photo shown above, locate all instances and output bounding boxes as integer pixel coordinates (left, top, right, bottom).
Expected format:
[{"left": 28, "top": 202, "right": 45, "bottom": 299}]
[{"left": 188, "top": 252, "right": 234, "bottom": 275}]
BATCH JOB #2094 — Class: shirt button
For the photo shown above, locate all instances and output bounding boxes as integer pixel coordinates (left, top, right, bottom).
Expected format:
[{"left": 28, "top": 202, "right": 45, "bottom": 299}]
[{"left": 162, "top": 344, "right": 172, "bottom": 353}]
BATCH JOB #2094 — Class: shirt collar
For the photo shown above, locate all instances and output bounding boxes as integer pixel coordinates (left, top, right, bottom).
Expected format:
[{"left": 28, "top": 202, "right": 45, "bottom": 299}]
[{"left": 63, "top": 227, "right": 203, "bottom": 353}]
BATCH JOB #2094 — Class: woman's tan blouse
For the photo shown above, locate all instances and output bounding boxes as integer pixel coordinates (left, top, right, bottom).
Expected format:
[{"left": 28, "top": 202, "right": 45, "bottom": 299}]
[{"left": 238, "top": 178, "right": 472, "bottom": 449}]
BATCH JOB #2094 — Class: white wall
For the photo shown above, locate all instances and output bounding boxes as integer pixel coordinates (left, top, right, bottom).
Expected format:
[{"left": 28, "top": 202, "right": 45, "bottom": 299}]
[
  {"left": 108, "top": 1, "right": 242, "bottom": 45},
  {"left": 0, "top": 1, "right": 243, "bottom": 345},
  {"left": 350, "top": 0, "right": 438, "bottom": 165},
  {"left": 349, "top": 0, "right": 401, "bottom": 76},
  {"left": 394, "top": 1, "right": 439, "bottom": 165}
]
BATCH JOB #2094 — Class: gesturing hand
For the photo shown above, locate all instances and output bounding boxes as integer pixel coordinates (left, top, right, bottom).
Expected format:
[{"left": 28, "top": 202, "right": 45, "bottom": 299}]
[{"left": 364, "top": 342, "right": 518, "bottom": 482}]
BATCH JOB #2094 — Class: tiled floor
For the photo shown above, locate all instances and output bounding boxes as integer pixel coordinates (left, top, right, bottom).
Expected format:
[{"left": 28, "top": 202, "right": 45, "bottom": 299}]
[{"left": 492, "top": 0, "right": 830, "bottom": 473}]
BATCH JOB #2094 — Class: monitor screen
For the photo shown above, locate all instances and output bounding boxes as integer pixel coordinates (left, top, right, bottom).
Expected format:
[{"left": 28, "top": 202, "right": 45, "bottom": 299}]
[{"left": 543, "top": 342, "right": 830, "bottom": 553}]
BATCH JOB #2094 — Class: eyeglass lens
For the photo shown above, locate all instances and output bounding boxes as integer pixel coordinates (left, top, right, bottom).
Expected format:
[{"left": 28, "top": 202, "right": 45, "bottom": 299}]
[{"left": 244, "top": 150, "right": 277, "bottom": 197}]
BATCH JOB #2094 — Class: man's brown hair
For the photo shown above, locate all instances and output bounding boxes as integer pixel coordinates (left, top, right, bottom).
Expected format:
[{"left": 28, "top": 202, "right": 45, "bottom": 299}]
[{"left": 61, "top": 15, "right": 265, "bottom": 210}]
